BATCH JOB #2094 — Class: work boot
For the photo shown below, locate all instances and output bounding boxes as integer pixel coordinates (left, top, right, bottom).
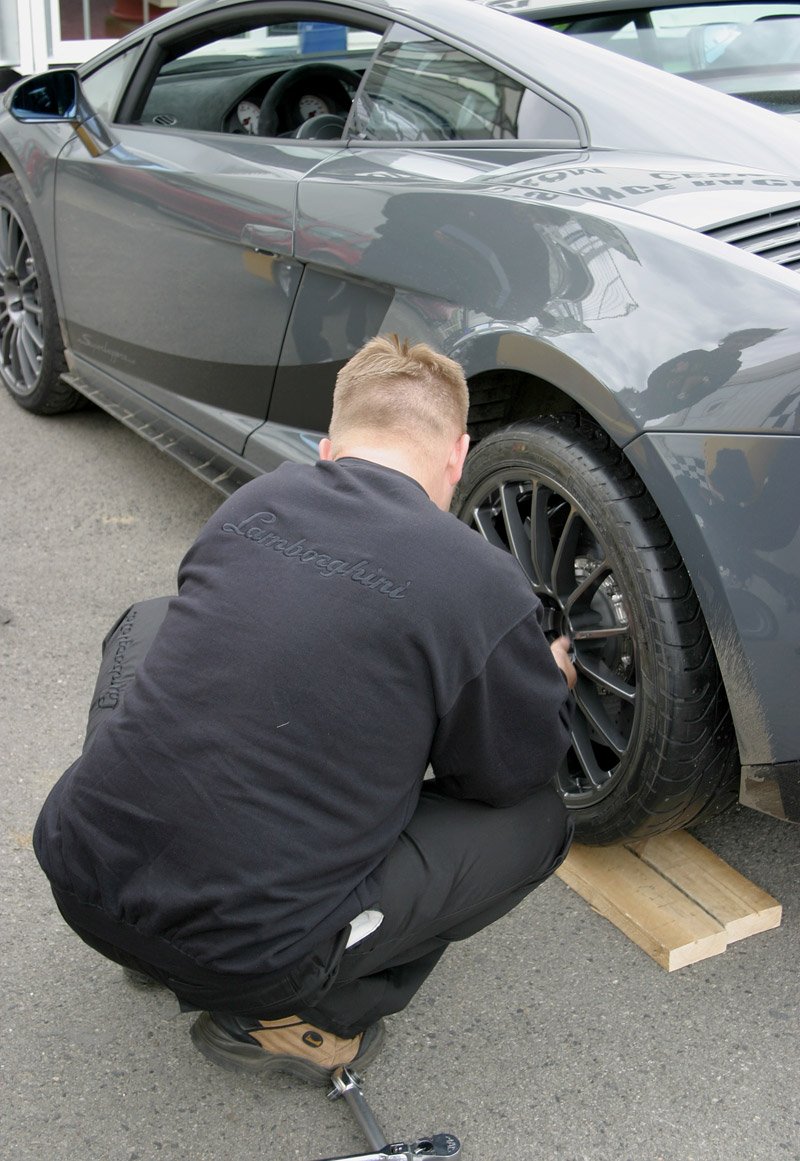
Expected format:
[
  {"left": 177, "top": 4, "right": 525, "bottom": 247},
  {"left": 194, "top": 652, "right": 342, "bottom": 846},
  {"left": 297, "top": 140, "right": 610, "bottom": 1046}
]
[{"left": 190, "top": 1012, "right": 385, "bottom": 1083}]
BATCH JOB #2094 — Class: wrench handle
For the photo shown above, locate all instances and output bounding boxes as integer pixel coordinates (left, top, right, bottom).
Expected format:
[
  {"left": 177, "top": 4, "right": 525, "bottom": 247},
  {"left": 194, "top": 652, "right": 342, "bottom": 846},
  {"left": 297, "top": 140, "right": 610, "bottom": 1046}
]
[{"left": 330, "top": 1068, "right": 388, "bottom": 1151}]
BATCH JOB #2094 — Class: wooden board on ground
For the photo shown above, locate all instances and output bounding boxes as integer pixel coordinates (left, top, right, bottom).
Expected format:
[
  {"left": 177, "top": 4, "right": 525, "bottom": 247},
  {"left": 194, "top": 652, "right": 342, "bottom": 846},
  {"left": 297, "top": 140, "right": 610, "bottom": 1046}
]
[{"left": 556, "top": 831, "right": 781, "bottom": 971}]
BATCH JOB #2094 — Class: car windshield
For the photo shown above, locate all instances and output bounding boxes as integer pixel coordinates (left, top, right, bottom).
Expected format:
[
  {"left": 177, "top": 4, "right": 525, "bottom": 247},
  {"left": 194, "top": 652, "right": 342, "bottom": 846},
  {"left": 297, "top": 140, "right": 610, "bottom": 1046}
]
[{"left": 509, "top": 2, "right": 800, "bottom": 114}]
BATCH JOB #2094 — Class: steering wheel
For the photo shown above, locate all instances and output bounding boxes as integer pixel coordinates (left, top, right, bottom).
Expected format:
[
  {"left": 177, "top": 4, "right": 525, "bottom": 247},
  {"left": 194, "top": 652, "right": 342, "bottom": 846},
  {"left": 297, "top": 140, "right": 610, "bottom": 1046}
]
[
  {"left": 294, "top": 113, "right": 348, "bottom": 139},
  {"left": 257, "top": 62, "right": 361, "bottom": 137}
]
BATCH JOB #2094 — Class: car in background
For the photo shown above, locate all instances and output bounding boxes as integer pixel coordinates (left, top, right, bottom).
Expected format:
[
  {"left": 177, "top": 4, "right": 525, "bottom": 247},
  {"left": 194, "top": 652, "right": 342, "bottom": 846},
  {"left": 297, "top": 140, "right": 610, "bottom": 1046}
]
[
  {"left": 2, "top": 0, "right": 800, "bottom": 844},
  {"left": 489, "top": 0, "right": 800, "bottom": 115}
]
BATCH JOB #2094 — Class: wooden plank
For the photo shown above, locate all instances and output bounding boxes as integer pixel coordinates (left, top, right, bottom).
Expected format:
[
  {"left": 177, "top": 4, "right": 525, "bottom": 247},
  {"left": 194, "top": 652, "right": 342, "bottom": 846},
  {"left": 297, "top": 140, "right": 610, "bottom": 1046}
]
[
  {"left": 556, "top": 843, "right": 728, "bottom": 971},
  {"left": 626, "top": 830, "right": 782, "bottom": 942}
]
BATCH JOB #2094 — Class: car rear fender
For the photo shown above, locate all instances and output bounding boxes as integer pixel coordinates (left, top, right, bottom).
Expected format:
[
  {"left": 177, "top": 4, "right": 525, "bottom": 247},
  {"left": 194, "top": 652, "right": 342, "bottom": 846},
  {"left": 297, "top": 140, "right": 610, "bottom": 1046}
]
[
  {"left": 450, "top": 328, "right": 638, "bottom": 445},
  {"left": 626, "top": 428, "right": 800, "bottom": 779}
]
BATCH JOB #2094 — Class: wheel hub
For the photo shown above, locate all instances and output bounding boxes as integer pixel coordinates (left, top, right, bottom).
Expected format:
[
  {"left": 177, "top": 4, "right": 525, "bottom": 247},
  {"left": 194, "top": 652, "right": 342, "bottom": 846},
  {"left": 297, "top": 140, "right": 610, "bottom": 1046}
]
[{"left": 538, "top": 596, "right": 573, "bottom": 642}]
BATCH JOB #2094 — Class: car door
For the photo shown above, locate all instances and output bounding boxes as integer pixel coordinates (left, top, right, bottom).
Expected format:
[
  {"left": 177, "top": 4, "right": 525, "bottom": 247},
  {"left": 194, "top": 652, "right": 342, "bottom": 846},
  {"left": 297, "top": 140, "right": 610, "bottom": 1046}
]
[{"left": 53, "top": 8, "right": 383, "bottom": 454}]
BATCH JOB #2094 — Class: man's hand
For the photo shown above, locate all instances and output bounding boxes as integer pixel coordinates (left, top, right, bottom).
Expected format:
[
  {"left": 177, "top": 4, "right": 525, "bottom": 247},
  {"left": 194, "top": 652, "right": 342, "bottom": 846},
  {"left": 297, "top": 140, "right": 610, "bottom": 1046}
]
[{"left": 550, "top": 635, "right": 577, "bottom": 690}]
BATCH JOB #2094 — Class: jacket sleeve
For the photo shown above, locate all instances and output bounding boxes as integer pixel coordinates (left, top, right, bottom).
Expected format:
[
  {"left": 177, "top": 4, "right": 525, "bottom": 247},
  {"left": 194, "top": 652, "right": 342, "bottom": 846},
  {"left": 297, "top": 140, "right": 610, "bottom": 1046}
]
[{"left": 429, "top": 608, "right": 573, "bottom": 807}]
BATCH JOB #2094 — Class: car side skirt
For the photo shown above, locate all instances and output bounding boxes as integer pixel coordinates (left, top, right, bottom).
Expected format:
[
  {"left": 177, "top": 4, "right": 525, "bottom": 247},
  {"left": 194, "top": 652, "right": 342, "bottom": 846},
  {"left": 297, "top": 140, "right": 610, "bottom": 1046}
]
[{"left": 61, "top": 369, "right": 259, "bottom": 497}]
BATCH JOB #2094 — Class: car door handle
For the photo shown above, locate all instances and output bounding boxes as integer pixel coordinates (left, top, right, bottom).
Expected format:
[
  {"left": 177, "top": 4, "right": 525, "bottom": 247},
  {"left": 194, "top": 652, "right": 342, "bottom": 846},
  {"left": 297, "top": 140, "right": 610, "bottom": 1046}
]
[{"left": 241, "top": 224, "right": 294, "bottom": 257}]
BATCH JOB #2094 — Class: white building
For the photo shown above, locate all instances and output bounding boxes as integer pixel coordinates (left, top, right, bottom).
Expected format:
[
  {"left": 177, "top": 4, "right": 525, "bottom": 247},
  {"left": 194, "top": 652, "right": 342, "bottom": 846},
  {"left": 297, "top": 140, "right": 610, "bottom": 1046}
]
[{"left": 1, "top": 0, "right": 183, "bottom": 74}]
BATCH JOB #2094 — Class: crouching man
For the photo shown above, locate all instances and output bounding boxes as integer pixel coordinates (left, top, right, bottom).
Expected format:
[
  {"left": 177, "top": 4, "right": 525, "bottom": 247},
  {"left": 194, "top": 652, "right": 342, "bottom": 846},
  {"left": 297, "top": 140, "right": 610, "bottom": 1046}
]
[{"left": 33, "top": 334, "right": 575, "bottom": 1083}]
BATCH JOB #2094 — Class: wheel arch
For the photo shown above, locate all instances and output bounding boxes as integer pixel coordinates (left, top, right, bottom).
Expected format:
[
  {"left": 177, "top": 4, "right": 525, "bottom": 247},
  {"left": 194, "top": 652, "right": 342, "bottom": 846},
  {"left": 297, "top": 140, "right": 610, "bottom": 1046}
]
[
  {"left": 454, "top": 335, "right": 753, "bottom": 795},
  {"left": 463, "top": 359, "right": 774, "bottom": 775},
  {"left": 453, "top": 329, "right": 641, "bottom": 447}
]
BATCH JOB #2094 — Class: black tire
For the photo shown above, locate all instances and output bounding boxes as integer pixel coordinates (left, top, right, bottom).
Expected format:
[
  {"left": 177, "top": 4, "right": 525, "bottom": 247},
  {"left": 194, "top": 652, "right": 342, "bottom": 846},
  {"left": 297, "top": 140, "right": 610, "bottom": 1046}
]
[
  {"left": 0, "top": 174, "right": 83, "bottom": 413},
  {"left": 454, "top": 414, "right": 738, "bottom": 844}
]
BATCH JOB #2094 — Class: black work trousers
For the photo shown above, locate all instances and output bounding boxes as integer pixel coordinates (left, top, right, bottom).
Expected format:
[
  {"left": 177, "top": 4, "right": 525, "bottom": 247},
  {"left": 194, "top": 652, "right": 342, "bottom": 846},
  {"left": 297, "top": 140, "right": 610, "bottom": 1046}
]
[
  {"left": 54, "top": 782, "right": 571, "bottom": 1038},
  {"left": 55, "top": 596, "right": 572, "bottom": 1037},
  {"left": 299, "top": 782, "right": 573, "bottom": 1037}
]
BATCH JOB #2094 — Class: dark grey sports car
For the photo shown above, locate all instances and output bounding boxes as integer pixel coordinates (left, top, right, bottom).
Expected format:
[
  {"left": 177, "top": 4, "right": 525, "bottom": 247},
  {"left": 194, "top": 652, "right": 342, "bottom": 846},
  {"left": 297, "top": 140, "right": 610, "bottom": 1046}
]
[{"left": 2, "top": 0, "right": 800, "bottom": 843}]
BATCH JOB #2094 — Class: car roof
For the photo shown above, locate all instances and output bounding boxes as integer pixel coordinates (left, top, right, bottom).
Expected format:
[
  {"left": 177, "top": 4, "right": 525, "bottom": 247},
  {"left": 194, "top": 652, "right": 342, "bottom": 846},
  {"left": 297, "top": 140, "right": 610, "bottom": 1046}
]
[{"left": 486, "top": 0, "right": 800, "bottom": 17}]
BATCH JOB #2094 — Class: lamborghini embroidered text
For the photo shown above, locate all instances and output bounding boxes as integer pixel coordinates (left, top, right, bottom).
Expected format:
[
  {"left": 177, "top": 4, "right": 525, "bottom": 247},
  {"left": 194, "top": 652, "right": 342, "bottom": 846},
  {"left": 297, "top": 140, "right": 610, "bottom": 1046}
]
[{"left": 222, "top": 511, "right": 411, "bottom": 599}]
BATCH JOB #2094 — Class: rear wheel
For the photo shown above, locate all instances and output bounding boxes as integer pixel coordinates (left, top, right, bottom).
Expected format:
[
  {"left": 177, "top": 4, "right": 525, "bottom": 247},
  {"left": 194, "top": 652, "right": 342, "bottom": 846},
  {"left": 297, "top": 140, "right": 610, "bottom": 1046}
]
[
  {"left": 455, "top": 414, "right": 738, "bottom": 844},
  {"left": 0, "top": 174, "right": 82, "bottom": 413}
]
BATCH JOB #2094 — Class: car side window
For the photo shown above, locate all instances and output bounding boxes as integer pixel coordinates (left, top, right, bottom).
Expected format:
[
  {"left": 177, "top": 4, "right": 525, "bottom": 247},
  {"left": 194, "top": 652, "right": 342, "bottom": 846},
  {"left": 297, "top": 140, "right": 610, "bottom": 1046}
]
[
  {"left": 82, "top": 46, "right": 140, "bottom": 122},
  {"left": 135, "top": 19, "right": 382, "bottom": 137},
  {"left": 350, "top": 25, "right": 579, "bottom": 143}
]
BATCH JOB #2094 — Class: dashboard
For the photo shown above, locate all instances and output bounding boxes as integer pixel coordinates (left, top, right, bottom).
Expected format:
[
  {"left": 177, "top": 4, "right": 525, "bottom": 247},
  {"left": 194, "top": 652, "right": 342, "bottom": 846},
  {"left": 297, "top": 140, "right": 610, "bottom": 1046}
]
[{"left": 138, "top": 57, "right": 364, "bottom": 137}]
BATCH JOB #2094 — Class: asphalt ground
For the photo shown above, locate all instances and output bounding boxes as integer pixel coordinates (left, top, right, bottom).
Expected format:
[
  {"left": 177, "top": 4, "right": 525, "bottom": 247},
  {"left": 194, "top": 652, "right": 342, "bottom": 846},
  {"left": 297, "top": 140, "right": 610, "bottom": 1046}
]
[{"left": 2, "top": 387, "right": 799, "bottom": 1161}]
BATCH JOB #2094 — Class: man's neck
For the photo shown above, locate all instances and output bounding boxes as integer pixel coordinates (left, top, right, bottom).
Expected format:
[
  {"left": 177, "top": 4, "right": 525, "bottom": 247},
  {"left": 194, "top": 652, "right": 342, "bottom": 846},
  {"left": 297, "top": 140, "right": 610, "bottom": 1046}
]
[
  {"left": 319, "top": 434, "right": 460, "bottom": 513},
  {"left": 333, "top": 445, "right": 427, "bottom": 491}
]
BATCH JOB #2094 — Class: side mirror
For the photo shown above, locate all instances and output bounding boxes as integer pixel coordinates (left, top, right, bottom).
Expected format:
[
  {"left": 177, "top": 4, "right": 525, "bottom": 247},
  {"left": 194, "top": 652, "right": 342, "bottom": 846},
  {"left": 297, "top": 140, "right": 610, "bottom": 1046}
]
[
  {"left": 10, "top": 69, "right": 82, "bottom": 121},
  {"left": 9, "top": 69, "right": 115, "bottom": 156}
]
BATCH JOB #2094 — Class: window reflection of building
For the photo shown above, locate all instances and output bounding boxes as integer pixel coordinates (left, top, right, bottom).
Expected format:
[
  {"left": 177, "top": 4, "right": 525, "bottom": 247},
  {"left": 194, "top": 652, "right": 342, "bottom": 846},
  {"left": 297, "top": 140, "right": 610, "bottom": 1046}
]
[
  {"left": 643, "top": 329, "right": 785, "bottom": 417},
  {"left": 356, "top": 31, "right": 578, "bottom": 143},
  {"left": 539, "top": 216, "right": 638, "bottom": 333},
  {"left": 477, "top": 196, "right": 640, "bottom": 335},
  {"left": 57, "top": 0, "right": 175, "bottom": 40},
  {"left": 0, "top": 0, "right": 183, "bottom": 72}
]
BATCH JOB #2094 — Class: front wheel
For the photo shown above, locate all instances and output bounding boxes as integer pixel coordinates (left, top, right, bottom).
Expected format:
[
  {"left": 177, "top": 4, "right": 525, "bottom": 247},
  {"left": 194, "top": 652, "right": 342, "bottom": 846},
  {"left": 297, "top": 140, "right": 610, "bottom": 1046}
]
[
  {"left": 455, "top": 415, "right": 738, "bottom": 844},
  {"left": 0, "top": 174, "right": 82, "bottom": 413}
]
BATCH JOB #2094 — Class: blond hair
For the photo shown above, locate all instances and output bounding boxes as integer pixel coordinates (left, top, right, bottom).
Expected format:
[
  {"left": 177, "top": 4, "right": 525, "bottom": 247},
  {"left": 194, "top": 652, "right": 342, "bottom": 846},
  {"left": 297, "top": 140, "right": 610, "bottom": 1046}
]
[{"left": 329, "top": 335, "right": 468, "bottom": 454}]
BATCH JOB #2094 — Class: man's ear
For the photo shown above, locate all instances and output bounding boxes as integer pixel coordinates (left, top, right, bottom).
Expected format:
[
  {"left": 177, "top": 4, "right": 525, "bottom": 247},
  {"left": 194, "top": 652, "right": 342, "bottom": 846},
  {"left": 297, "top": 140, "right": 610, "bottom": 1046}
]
[
  {"left": 319, "top": 437, "right": 333, "bottom": 461},
  {"left": 448, "top": 432, "right": 471, "bottom": 486}
]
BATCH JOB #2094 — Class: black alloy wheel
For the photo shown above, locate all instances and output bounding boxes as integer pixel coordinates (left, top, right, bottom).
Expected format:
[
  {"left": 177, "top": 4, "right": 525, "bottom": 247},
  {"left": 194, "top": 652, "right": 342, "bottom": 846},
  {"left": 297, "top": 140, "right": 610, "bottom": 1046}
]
[
  {"left": 455, "top": 414, "right": 738, "bottom": 844},
  {"left": 0, "top": 175, "right": 80, "bottom": 413}
]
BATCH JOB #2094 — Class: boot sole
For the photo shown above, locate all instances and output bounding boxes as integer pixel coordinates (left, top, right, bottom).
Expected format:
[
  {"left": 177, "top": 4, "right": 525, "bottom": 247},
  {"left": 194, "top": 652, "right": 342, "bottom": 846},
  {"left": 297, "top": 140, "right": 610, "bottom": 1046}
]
[{"left": 190, "top": 1012, "right": 385, "bottom": 1085}]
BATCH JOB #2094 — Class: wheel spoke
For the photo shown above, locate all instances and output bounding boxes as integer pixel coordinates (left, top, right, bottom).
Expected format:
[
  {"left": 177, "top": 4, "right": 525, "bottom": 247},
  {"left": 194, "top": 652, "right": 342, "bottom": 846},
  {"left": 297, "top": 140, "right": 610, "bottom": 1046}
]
[
  {"left": 22, "top": 310, "right": 43, "bottom": 351},
  {"left": 573, "top": 624, "right": 630, "bottom": 642},
  {"left": 551, "top": 507, "right": 583, "bottom": 595},
  {"left": 21, "top": 291, "right": 42, "bottom": 317},
  {"left": 12, "top": 236, "right": 27, "bottom": 278},
  {"left": 564, "top": 560, "right": 611, "bottom": 614},
  {"left": 1, "top": 318, "right": 13, "bottom": 363},
  {"left": 20, "top": 269, "right": 38, "bottom": 294},
  {"left": 19, "top": 326, "right": 41, "bottom": 383},
  {"left": 529, "top": 480, "right": 556, "bottom": 593},
  {"left": 472, "top": 503, "right": 505, "bottom": 550},
  {"left": 0, "top": 213, "right": 11, "bottom": 266},
  {"left": 499, "top": 483, "right": 535, "bottom": 582},
  {"left": 576, "top": 654, "right": 636, "bottom": 702},
  {"left": 567, "top": 712, "right": 611, "bottom": 790},
  {"left": 12, "top": 334, "right": 26, "bottom": 384},
  {"left": 574, "top": 681, "right": 627, "bottom": 757}
]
